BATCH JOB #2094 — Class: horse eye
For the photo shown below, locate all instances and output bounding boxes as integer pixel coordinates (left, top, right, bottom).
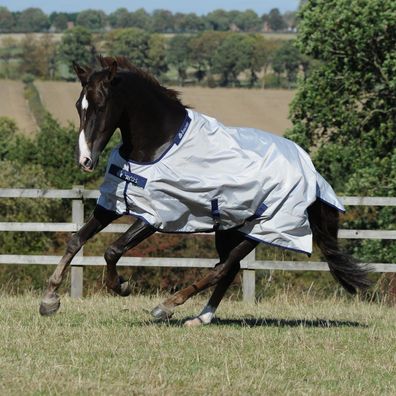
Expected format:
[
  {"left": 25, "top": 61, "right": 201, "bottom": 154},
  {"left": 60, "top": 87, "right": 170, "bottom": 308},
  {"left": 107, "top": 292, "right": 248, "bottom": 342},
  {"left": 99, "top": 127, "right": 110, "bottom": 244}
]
[{"left": 97, "top": 103, "right": 106, "bottom": 113}]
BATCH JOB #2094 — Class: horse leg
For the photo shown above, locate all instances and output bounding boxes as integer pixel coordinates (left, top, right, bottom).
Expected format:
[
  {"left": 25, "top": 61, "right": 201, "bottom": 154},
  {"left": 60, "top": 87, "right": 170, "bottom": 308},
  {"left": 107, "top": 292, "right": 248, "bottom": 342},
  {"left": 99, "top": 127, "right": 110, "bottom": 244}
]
[
  {"left": 39, "top": 206, "right": 120, "bottom": 316},
  {"left": 184, "top": 231, "right": 245, "bottom": 326},
  {"left": 151, "top": 236, "right": 258, "bottom": 320},
  {"left": 103, "top": 219, "right": 156, "bottom": 296}
]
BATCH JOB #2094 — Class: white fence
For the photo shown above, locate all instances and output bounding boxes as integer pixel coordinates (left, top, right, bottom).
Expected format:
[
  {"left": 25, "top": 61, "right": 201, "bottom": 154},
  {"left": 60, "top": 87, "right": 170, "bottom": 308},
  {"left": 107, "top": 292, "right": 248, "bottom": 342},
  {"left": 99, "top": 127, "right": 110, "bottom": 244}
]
[{"left": 1, "top": 186, "right": 395, "bottom": 302}]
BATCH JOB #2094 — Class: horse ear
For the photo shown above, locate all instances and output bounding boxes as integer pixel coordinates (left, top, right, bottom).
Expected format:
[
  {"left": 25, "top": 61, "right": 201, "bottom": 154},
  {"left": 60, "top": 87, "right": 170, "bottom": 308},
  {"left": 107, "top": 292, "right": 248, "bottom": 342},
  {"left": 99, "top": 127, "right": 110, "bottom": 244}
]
[
  {"left": 72, "top": 61, "right": 91, "bottom": 86},
  {"left": 97, "top": 54, "right": 106, "bottom": 68},
  {"left": 106, "top": 60, "right": 117, "bottom": 83}
]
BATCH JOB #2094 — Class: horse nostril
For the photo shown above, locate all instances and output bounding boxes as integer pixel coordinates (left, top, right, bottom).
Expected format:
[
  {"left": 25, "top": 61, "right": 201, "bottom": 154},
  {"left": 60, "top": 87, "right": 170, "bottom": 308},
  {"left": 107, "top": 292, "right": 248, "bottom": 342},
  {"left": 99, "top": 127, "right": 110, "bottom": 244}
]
[{"left": 81, "top": 157, "right": 93, "bottom": 169}]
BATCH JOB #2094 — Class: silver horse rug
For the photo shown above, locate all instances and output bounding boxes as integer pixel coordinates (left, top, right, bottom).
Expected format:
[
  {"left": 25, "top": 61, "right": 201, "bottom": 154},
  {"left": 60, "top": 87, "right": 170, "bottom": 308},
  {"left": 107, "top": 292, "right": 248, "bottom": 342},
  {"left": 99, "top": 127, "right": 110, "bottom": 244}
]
[{"left": 98, "top": 109, "right": 344, "bottom": 254}]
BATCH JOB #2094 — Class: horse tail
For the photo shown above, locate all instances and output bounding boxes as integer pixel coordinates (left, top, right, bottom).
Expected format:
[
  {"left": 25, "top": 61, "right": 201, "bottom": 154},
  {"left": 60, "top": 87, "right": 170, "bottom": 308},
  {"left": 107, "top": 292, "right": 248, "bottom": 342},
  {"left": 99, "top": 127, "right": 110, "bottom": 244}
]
[{"left": 307, "top": 200, "right": 371, "bottom": 294}]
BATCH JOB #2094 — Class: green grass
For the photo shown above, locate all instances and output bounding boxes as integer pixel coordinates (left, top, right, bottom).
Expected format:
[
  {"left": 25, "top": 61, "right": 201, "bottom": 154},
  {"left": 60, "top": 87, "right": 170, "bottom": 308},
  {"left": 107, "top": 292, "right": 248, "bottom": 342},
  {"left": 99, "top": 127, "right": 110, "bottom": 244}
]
[{"left": 0, "top": 293, "right": 395, "bottom": 395}]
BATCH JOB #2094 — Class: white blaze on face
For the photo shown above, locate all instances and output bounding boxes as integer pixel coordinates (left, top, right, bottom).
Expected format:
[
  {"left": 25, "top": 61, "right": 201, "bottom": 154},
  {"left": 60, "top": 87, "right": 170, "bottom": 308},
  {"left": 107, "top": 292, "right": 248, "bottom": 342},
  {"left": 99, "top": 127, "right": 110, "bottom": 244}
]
[
  {"left": 81, "top": 94, "right": 89, "bottom": 111},
  {"left": 79, "top": 129, "right": 91, "bottom": 164}
]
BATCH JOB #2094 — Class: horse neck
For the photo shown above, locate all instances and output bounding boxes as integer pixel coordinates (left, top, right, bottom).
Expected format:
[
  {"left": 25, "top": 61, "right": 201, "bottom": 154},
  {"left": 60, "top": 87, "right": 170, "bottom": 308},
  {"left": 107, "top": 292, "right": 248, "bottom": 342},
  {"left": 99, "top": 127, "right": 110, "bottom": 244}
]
[{"left": 118, "top": 90, "right": 186, "bottom": 162}]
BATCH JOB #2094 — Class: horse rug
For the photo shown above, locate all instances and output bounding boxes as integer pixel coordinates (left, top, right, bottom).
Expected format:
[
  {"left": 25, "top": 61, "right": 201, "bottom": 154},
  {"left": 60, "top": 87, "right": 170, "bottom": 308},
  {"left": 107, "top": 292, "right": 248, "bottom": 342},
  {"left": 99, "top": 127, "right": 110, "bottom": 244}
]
[{"left": 98, "top": 109, "right": 344, "bottom": 254}]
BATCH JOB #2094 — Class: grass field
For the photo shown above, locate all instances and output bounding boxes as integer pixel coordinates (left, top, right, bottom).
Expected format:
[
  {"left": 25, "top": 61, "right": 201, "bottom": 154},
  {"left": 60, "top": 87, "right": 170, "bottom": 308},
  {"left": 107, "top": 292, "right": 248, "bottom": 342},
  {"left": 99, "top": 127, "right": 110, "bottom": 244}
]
[
  {"left": 0, "top": 80, "right": 37, "bottom": 134},
  {"left": 35, "top": 81, "right": 294, "bottom": 135},
  {"left": 1, "top": 293, "right": 395, "bottom": 395}
]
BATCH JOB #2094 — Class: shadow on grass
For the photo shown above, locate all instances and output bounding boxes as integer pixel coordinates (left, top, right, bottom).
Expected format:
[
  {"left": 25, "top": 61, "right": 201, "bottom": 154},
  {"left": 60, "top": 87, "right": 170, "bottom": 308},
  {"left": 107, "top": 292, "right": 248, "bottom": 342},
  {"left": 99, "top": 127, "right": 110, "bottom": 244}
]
[{"left": 151, "top": 317, "right": 367, "bottom": 328}]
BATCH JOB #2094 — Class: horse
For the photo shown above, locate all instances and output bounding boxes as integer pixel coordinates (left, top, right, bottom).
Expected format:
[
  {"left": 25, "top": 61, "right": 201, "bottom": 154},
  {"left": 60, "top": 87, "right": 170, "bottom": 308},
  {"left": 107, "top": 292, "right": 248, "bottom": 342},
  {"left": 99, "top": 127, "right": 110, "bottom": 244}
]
[{"left": 39, "top": 56, "right": 371, "bottom": 325}]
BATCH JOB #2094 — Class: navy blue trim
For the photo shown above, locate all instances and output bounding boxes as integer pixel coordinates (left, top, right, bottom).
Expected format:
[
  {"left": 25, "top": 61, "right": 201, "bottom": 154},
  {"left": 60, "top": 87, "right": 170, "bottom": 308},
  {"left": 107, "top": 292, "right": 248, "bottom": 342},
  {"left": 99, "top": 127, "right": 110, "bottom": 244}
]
[
  {"left": 255, "top": 202, "right": 268, "bottom": 216},
  {"left": 247, "top": 201, "right": 268, "bottom": 221},
  {"left": 243, "top": 233, "right": 311, "bottom": 256},
  {"left": 109, "top": 164, "right": 147, "bottom": 189},
  {"left": 120, "top": 112, "right": 192, "bottom": 166},
  {"left": 211, "top": 199, "right": 220, "bottom": 218},
  {"left": 211, "top": 198, "right": 221, "bottom": 229},
  {"left": 174, "top": 114, "right": 191, "bottom": 145}
]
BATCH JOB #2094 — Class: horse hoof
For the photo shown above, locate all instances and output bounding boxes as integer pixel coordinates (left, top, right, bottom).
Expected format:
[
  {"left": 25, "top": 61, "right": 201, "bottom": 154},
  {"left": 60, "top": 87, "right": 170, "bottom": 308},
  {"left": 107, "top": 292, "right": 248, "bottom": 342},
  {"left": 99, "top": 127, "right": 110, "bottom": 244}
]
[
  {"left": 184, "top": 318, "right": 203, "bottom": 327},
  {"left": 110, "top": 276, "right": 132, "bottom": 297},
  {"left": 39, "top": 294, "right": 60, "bottom": 316},
  {"left": 151, "top": 304, "right": 174, "bottom": 320},
  {"left": 118, "top": 280, "right": 132, "bottom": 297}
]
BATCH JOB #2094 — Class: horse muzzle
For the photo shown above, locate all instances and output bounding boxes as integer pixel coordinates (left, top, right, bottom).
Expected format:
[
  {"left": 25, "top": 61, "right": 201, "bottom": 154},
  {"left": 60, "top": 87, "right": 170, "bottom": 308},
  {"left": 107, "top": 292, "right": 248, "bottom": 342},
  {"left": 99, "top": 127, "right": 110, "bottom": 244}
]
[{"left": 79, "top": 156, "right": 95, "bottom": 172}]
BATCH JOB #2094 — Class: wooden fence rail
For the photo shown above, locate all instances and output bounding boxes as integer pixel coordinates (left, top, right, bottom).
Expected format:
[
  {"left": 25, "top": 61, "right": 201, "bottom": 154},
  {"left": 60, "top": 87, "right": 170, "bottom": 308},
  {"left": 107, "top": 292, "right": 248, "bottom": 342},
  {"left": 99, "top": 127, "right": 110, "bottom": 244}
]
[{"left": 1, "top": 187, "right": 395, "bottom": 301}]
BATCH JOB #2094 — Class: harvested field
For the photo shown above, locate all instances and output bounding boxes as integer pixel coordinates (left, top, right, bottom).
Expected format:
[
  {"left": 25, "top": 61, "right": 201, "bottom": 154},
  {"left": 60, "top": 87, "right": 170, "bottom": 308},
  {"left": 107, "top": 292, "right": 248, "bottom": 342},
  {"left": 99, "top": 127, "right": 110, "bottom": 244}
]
[
  {"left": 180, "top": 87, "right": 294, "bottom": 135},
  {"left": 0, "top": 293, "right": 395, "bottom": 395},
  {"left": 36, "top": 81, "right": 295, "bottom": 135},
  {"left": 0, "top": 80, "right": 37, "bottom": 134},
  {"left": 34, "top": 80, "right": 81, "bottom": 127}
]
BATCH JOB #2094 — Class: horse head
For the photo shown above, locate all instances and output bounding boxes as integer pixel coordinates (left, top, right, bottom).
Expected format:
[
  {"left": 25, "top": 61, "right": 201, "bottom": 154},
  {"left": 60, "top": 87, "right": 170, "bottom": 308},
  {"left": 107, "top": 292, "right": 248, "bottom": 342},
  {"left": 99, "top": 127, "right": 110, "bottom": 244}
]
[{"left": 73, "top": 58, "right": 122, "bottom": 172}]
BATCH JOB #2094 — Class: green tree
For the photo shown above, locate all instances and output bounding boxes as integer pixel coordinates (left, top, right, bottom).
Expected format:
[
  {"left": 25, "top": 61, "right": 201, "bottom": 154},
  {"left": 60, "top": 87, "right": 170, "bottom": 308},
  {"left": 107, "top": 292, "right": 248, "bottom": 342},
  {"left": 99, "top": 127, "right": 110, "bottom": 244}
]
[
  {"left": 0, "top": 6, "right": 15, "bottom": 32},
  {"left": 147, "top": 34, "right": 168, "bottom": 77},
  {"left": 0, "top": 117, "right": 17, "bottom": 160},
  {"left": 189, "top": 31, "right": 227, "bottom": 84},
  {"left": 173, "top": 12, "right": 207, "bottom": 33},
  {"left": 18, "top": 34, "right": 56, "bottom": 79},
  {"left": 76, "top": 9, "right": 107, "bottom": 31},
  {"left": 106, "top": 28, "right": 151, "bottom": 69},
  {"left": 247, "top": 34, "right": 279, "bottom": 87},
  {"left": 235, "top": 10, "right": 262, "bottom": 32},
  {"left": 287, "top": 0, "right": 396, "bottom": 263},
  {"left": 167, "top": 35, "right": 192, "bottom": 85},
  {"left": 205, "top": 9, "right": 232, "bottom": 31},
  {"left": 108, "top": 8, "right": 131, "bottom": 28},
  {"left": 16, "top": 7, "right": 49, "bottom": 32},
  {"left": 0, "top": 37, "right": 19, "bottom": 78},
  {"left": 212, "top": 33, "right": 254, "bottom": 86},
  {"left": 267, "top": 8, "right": 287, "bottom": 32},
  {"left": 49, "top": 12, "right": 69, "bottom": 31},
  {"left": 129, "top": 9, "right": 151, "bottom": 30},
  {"left": 272, "top": 40, "right": 301, "bottom": 88},
  {"left": 151, "top": 9, "right": 174, "bottom": 33},
  {"left": 58, "top": 27, "right": 97, "bottom": 75}
]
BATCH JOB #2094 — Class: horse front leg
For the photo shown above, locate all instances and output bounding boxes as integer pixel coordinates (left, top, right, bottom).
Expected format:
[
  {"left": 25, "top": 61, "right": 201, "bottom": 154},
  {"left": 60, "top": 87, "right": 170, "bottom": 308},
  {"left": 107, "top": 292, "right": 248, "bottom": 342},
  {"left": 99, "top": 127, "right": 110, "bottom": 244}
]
[
  {"left": 39, "top": 206, "right": 120, "bottom": 316},
  {"left": 103, "top": 219, "right": 156, "bottom": 296},
  {"left": 151, "top": 237, "right": 258, "bottom": 321}
]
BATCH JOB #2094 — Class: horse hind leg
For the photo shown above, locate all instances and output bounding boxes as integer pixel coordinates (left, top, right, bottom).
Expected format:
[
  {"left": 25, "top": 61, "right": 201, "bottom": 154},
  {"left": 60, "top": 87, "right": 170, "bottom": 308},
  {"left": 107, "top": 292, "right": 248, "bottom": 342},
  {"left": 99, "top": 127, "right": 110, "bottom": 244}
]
[
  {"left": 151, "top": 233, "right": 257, "bottom": 322},
  {"left": 184, "top": 231, "right": 245, "bottom": 327},
  {"left": 39, "top": 206, "right": 120, "bottom": 316},
  {"left": 184, "top": 263, "right": 240, "bottom": 327}
]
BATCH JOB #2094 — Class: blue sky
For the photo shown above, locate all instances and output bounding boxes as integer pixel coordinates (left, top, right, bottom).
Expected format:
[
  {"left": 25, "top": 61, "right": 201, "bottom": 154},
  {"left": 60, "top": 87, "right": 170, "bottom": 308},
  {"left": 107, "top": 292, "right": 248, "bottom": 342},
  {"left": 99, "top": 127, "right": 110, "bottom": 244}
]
[{"left": 3, "top": 1, "right": 299, "bottom": 15}]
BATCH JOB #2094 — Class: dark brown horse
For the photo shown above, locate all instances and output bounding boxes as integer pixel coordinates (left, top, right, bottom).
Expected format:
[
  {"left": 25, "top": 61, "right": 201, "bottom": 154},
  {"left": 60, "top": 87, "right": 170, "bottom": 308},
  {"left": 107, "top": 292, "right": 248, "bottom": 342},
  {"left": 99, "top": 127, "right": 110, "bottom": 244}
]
[{"left": 39, "top": 57, "right": 370, "bottom": 325}]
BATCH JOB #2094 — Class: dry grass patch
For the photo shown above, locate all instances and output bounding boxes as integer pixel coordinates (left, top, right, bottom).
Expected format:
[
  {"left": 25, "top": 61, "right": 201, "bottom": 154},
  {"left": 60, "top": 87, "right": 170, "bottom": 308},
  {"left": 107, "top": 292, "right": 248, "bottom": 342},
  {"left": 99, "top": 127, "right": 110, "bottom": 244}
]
[
  {"left": 0, "top": 293, "right": 395, "bottom": 395},
  {"left": 0, "top": 80, "right": 37, "bottom": 134}
]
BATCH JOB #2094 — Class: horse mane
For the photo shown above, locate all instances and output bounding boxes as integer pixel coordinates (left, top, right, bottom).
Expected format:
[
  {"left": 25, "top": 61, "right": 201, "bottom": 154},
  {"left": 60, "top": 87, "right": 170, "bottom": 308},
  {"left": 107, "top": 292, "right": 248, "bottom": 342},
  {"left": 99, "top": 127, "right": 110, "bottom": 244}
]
[{"left": 98, "top": 55, "right": 184, "bottom": 107}]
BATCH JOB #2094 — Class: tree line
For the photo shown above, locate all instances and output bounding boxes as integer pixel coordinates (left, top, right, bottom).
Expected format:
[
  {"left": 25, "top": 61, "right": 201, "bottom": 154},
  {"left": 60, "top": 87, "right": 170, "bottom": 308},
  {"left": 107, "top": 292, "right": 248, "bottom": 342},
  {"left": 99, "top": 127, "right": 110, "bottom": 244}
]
[
  {"left": 1, "top": 28, "right": 309, "bottom": 88},
  {"left": 0, "top": 7, "right": 297, "bottom": 34}
]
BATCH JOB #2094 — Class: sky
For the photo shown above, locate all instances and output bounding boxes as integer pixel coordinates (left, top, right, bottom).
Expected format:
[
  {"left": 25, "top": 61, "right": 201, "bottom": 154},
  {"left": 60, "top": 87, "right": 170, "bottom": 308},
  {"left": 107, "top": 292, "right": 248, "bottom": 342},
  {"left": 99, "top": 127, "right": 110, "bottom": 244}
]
[{"left": 2, "top": 1, "right": 299, "bottom": 15}]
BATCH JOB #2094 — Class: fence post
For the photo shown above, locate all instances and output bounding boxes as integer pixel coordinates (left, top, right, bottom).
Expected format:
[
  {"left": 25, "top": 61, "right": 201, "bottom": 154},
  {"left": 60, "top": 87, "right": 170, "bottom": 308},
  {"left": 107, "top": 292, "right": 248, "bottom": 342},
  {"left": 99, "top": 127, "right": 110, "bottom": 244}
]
[
  {"left": 71, "top": 185, "right": 84, "bottom": 298},
  {"left": 242, "top": 249, "right": 256, "bottom": 303}
]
